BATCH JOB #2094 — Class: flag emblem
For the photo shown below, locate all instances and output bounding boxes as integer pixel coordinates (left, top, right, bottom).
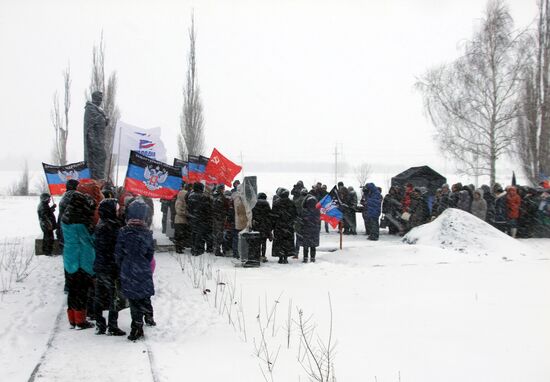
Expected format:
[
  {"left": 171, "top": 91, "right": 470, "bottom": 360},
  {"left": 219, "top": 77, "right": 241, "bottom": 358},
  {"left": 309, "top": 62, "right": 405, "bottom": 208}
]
[
  {"left": 139, "top": 139, "right": 156, "bottom": 149},
  {"left": 143, "top": 166, "right": 168, "bottom": 191},
  {"left": 58, "top": 169, "right": 79, "bottom": 182}
]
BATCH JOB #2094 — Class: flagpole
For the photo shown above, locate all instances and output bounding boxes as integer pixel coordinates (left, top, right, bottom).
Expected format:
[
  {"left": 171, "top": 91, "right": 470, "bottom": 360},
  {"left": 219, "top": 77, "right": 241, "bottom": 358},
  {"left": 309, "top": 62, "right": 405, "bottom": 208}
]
[
  {"left": 339, "top": 222, "right": 343, "bottom": 250},
  {"left": 115, "top": 121, "right": 123, "bottom": 188}
]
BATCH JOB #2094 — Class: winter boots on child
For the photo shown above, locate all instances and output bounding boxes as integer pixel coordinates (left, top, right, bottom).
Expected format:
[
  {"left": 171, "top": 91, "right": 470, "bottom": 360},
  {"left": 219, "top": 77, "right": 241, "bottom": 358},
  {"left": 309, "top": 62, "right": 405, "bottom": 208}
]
[{"left": 67, "top": 308, "right": 95, "bottom": 330}]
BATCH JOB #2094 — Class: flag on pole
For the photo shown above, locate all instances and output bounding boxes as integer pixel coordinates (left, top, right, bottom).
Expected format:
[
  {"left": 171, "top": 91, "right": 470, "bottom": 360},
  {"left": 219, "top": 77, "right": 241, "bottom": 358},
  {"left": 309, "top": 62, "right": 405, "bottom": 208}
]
[
  {"left": 115, "top": 121, "right": 167, "bottom": 165},
  {"left": 204, "top": 148, "right": 242, "bottom": 187},
  {"left": 173, "top": 158, "right": 189, "bottom": 182},
  {"left": 124, "top": 151, "right": 182, "bottom": 199},
  {"left": 317, "top": 186, "right": 343, "bottom": 228},
  {"left": 42, "top": 161, "right": 91, "bottom": 195},
  {"left": 187, "top": 155, "right": 209, "bottom": 183}
]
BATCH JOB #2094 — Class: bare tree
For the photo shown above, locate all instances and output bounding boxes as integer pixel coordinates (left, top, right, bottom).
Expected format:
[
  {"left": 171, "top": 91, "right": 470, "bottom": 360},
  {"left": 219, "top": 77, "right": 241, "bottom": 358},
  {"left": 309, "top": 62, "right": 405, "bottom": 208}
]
[
  {"left": 86, "top": 32, "right": 120, "bottom": 179},
  {"left": 516, "top": 0, "right": 550, "bottom": 185},
  {"left": 416, "top": 0, "right": 530, "bottom": 185},
  {"left": 51, "top": 64, "right": 71, "bottom": 165},
  {"left": 8, "top": 161, "right": 29, "bottom": 196},
  {"left": 179, "top": 13, "right": 205, "bottom": 159},
  {"left": 354, "top": 162, "right": 372, "bottom": 187}
]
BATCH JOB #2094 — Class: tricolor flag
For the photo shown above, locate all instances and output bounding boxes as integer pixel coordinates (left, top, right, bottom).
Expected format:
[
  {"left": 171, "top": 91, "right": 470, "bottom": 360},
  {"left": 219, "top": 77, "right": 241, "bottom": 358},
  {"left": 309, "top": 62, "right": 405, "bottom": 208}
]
[
  {"left": 42, "top": 161, "right": 91, "bottom": 195},
  {"left": 124, "top": 151, "right": 182, "bottom": 199},
  {"left": 173, "top": 158, "right": 189, "bottom": 182},
  {"left": 317, "top": 186, "right": 343, "bottom": 228},
  {"left": 204, "top": 148, "right": 242, "bottom": 187},
  {"left": 187, "top": 155, "right": 209, "bottom": 183}
]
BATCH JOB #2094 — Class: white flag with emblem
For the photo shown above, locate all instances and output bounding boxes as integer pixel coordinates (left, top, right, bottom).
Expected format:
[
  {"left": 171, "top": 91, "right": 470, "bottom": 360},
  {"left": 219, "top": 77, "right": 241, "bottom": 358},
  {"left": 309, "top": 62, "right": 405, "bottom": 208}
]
[{"left": 115, "top": 121, "right": 167, "bottom": 166}]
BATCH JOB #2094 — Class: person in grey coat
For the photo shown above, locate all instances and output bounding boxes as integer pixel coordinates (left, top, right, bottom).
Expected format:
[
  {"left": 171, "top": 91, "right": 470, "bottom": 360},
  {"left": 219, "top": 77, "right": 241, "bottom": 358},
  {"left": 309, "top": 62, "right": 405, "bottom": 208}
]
[
  {"left": 457, "top": 187, "right": 472, "bottom": 212},
  {"left": 471, "top": 189, "right": 487, "bottom": 221}
]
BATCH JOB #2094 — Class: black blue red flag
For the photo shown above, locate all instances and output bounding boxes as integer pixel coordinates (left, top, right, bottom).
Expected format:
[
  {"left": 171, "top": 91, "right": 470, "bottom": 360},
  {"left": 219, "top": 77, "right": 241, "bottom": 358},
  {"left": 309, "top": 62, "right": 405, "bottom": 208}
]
[
  {"left": 173, "top": 158, "right": 189, "bottom": 182},
  {"left": 124, "top": 151, "right": 182, "bottom": 199},
  {"left": 317, "top": 186, "right": 344, "bottom": 228},
  {"left": 42, "top": 161, "right": 91, "bottom": 195},
  {"left": 187, "top": 155, "right": 209, "bottom": 183}
]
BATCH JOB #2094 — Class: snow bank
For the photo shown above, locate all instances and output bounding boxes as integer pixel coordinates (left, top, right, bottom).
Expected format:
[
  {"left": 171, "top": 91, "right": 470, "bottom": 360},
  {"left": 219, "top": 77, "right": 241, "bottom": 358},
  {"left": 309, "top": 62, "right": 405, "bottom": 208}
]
[{"left": 403, "top": 208, "right": 533, "bottom": 258}]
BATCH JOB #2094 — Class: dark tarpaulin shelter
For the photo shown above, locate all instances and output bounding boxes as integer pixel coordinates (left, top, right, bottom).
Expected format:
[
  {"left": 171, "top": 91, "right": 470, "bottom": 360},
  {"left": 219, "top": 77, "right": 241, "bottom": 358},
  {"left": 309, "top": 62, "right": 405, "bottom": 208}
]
[{"left": 391, "top": 166, "right": 446, "bottom": 195}]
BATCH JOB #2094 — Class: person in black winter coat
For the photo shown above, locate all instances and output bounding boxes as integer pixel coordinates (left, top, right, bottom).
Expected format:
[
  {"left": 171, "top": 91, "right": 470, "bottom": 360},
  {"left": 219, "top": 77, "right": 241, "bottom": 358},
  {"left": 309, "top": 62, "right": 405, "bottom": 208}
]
[
  {"left": 212, "top": 185, "right": 229, "bottom": 256},
  {"left": 493, "top": 186, "right": 508, "bottom": 232},
  {"left": 187, "top": 182, "right": 213, "bottom": 256},
  {"left": 293, "top": 188, "right": 308, "bottom": 257},
  {"left": 407, "top": 188, "right": 430, "bottom": 231},
  {"left": 449, "top": 183, "right": 462, "bottom": 209},
  {"left": 271, "top": 189, "right": 297, "bottom": 264},
  {"left": 517, "top": 187, "right": 539, "bottom": 238},
  {"left": 115, "top": 200, "right": 155, "bottom": 341},
  {"left": 160, "top": 198, "right": 171, "bottom": 233},
  {"left": 300, "top": 194, "right": 320, "bottom": 263},
  {"left": 37, "top": 193, "right": 57, "bottom": 256},
  {"left": 382, "top": 186, "right": 403, "bottom": 235},
  {"left": 481, "top": 185, "right": 496, "bottom": 224},
  {"left": 93, "top": 199, "right": 126, "bottom": 336},
  {"left": 433, "top": 184, "right": 451, "bottom": 218},
  {"left": 291, "top": 181, "right": 305, "bottom": 200},
  {"left": 252, "top": 193, "right": 273, "bottom": 262},
  {"left": 57, "top": 179, "right": 79, "bottom": 248}
]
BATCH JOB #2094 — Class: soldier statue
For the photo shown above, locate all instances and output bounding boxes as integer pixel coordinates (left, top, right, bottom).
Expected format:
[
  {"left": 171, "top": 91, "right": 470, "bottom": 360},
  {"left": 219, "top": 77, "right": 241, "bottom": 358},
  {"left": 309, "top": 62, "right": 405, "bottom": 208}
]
[{"left": 83, "top": 91, "right": 109, "bottom": 180}]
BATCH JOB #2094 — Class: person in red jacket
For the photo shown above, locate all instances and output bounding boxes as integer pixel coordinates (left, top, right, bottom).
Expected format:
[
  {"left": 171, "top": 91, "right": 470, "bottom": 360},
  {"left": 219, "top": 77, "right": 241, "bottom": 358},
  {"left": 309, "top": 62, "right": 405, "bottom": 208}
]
[{"left": 506, "top": 186, "right": 521, "bottom": 238}]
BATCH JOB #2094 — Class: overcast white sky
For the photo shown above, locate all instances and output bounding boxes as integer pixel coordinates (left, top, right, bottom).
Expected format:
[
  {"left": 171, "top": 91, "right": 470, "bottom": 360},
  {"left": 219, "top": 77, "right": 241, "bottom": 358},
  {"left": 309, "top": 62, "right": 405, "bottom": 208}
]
[{"left": 0, "top": 0, "right": 538, "bottom": 177}]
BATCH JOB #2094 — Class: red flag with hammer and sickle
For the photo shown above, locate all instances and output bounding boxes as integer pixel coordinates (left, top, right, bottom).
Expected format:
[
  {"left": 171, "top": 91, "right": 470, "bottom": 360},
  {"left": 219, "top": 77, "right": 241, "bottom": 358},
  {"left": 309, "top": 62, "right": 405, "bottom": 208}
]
[{"left": 204, "top": 148, "right": 242, "bottom": 187}]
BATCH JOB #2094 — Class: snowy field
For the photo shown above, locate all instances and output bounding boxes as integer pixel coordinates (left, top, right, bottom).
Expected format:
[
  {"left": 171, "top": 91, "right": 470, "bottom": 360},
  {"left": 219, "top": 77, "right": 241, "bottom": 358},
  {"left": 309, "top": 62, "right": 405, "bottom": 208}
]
[{"left": 1, "top": 196, "right": 549, "bottom": 382}]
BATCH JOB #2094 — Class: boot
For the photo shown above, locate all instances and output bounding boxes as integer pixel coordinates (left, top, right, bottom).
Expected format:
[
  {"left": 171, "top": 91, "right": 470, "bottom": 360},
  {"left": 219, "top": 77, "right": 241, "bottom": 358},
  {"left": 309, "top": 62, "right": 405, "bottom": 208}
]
[
  {"left": 144, "top": 315, "right": 157, "bottom": 327},
  {"left": 303, "top": 248, "right": 309, "bottom": 263},
  {"left": 128, "top": 321, "right": 144, "bottom": 341},
  {"left": 95, "top": 314, "right": 107, "bottom": 335},
  {"left": 108, "top": 326, "right": 127, "bottom": 336},
  {"left": 67, "top": 309, "right": 76, "bottom": 329},
  {"left": 74, "top": 310, "right": 95, "bottom": 330}
]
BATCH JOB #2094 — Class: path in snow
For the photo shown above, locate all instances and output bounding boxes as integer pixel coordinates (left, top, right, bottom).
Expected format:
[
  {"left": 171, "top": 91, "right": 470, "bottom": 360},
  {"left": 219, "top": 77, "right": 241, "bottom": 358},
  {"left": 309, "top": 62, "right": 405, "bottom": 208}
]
[{"left": 26, "top": 254, "right": 261, "bottom": 382}]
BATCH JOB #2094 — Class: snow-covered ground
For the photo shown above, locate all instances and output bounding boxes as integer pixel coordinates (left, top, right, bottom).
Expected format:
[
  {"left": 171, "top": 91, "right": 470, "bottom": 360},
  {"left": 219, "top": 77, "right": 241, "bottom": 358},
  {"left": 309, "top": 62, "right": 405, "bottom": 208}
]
[{"left": 1, "top": 196, "right": 549, "bottom": 382}]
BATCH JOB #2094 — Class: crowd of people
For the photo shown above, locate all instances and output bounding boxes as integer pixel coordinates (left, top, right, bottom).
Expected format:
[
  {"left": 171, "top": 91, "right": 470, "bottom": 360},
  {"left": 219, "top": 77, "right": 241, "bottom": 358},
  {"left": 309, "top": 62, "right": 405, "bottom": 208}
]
[
  {"left": 36, "top": 176, "right": 550, "bottom": 340},
  {"left": 380, "top": 182, "right": 550, "bottom": 238}
]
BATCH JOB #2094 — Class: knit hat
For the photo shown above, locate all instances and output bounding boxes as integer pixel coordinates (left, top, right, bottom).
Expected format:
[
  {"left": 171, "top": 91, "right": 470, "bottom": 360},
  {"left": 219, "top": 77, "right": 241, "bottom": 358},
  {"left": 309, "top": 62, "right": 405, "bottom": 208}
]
[{"left": 126, "top": 200, "right": 149, "bottom": 222}]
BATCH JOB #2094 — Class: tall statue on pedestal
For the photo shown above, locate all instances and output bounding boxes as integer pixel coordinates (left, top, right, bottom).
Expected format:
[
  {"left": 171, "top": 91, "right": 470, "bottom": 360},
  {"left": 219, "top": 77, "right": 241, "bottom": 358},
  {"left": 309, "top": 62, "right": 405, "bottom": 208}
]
[{"left": 83, "top": 91, "right": 109, "bottom": 180}]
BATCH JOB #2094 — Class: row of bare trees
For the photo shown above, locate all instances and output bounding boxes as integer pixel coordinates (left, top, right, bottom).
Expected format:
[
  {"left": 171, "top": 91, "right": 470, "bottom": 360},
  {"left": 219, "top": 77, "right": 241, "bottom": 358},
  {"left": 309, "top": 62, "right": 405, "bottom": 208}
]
[
  {"left": 50, "top": 14, "right": 204, "bottom": 173},
  {"left": 417, "top": 0, "right": 550, "bottom": 186}
]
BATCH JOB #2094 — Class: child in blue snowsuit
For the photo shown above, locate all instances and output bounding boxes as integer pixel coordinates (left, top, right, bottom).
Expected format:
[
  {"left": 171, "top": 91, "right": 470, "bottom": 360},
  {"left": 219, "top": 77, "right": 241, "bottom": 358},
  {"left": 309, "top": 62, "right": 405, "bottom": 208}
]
[{"left": 115, "top": 200, "right": 155, "bottom": 341}]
